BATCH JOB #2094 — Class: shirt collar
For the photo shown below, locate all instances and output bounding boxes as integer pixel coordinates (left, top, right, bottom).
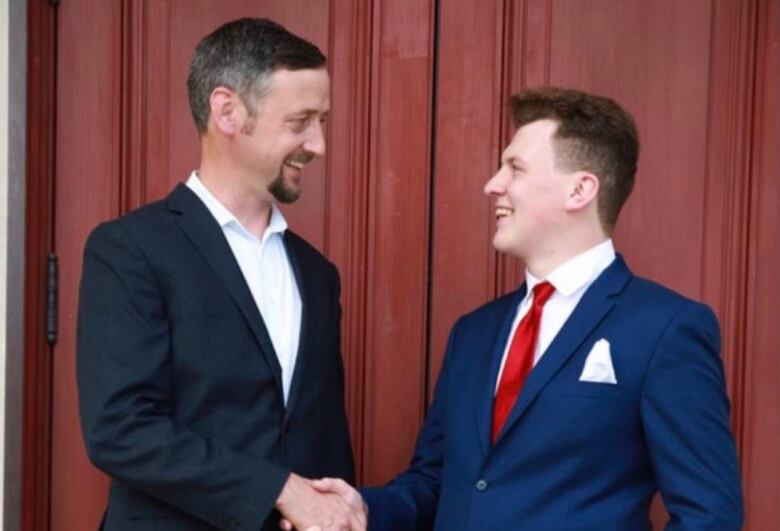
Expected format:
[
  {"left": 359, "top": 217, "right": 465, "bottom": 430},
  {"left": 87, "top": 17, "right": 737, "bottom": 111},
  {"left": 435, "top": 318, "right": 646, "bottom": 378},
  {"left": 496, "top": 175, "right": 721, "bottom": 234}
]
[
  {"left": 186, "top": 171, "right": 289, "bottom": 238},
  {"left": 525, "top": 239, "right": 616, "bottom": 297}
]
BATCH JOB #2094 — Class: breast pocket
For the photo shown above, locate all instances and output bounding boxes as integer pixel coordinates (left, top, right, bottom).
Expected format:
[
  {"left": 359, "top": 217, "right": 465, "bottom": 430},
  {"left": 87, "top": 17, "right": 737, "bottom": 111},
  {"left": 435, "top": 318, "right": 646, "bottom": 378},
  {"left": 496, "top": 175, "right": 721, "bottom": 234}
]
[{"left": 558, "top": 381, "right": 623, "bottom": 400}]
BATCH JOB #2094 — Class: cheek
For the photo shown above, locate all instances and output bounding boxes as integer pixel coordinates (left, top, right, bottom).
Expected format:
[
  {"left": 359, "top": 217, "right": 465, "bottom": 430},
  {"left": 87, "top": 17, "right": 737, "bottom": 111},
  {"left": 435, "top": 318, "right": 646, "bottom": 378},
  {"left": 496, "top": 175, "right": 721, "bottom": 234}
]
[
  {"left": 529, "top": 183, "right": 559, "bottom": 210},
  {"left": 506, "top": 184, "right": 537, "bottom": 219}
]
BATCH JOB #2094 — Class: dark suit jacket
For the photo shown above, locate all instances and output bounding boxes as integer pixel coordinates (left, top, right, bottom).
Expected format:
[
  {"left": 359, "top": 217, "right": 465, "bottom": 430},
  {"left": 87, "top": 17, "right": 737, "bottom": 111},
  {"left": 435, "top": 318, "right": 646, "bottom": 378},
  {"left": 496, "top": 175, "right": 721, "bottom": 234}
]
[
  {"left": 77, "top": 184, "right": 354, "bottom": 531},
  {"left": 363, "top": 256, "right": 743, "bottom": 531}
]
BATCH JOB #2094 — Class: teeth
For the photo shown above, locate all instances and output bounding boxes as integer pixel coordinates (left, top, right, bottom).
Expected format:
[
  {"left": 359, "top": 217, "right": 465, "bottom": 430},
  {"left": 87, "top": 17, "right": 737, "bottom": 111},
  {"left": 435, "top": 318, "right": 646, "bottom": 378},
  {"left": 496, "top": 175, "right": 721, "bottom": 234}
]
[
  {"left": 284, "top": 160, "right": 305, "bottom": 170},
  {"left": 495, "top": 206, "right": 513, "bottom": 218}
]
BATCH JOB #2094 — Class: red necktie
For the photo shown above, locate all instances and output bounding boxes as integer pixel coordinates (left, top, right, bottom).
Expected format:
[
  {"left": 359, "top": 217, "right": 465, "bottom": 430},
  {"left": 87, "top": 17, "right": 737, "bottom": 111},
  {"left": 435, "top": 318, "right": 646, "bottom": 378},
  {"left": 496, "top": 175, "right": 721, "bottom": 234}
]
[{"left": 492, "top": 281, "right": 555, "bottom": 444}]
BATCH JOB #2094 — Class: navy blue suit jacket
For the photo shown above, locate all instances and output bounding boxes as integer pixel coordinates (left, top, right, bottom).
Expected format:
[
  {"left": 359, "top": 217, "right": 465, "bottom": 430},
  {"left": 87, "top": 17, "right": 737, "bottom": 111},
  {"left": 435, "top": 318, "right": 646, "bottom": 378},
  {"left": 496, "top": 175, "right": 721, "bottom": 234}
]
[
  {"left": 77, "top": 184, "right": 354, "bottom": 531},
  {"left": 363, "top": 256, "right": 743, "bottom": 530}
]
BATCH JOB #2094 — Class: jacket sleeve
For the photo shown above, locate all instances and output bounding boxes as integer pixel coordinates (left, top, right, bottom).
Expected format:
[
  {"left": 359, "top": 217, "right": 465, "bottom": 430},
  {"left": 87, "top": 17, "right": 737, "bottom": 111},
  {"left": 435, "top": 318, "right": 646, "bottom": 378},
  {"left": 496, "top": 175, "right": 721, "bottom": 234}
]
[
  {"left": 77, "top": 222, "right": 290, "bottom": 531},
  {"left": 361, "top": 318, "right": 464, "bottom": 531},
  {"left": 640, "top": 302, "right": 744, "bottom": 531}
]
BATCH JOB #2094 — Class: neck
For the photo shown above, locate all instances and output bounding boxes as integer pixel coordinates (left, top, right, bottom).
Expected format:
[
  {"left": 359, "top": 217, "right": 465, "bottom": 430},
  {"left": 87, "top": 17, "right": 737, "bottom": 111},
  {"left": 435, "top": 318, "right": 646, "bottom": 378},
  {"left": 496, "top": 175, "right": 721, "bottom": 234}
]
[
  {"left": 523, "top": 228, "right": 608, "bottom": 279},
  {"left": 198, "top": 145, "right": 274, "bottom": 238}
]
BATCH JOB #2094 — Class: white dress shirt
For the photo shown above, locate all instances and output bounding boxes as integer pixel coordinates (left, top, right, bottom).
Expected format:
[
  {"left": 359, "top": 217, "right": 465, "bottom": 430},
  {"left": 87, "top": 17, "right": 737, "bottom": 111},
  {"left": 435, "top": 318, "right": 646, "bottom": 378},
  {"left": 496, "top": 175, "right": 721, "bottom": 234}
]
[
  {"left": 186, "top": 173, "right": 302, "bottom": 404},
  {"left": 495, "top": 239, "right": 616, "bottom": 391}
]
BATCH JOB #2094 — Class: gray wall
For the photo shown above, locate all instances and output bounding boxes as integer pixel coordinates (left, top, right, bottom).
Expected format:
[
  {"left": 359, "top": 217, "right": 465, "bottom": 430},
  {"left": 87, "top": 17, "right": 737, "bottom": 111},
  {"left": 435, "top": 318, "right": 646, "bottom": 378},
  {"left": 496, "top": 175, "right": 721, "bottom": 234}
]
[{"left": 1, "top": 0, "right": 27, "bottom": 528}]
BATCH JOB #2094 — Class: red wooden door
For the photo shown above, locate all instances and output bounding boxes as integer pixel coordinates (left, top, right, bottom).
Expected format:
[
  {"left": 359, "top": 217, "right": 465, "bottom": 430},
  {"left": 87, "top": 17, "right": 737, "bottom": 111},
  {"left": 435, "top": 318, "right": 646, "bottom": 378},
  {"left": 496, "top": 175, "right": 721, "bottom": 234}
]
[{"left": 24, "top": 0, "right": 777, "bottom": 530}]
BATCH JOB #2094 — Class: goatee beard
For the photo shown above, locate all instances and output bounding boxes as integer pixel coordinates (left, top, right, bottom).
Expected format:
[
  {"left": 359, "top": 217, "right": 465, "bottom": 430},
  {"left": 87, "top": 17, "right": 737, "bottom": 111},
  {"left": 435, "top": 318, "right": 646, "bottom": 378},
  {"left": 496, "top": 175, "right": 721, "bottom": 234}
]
[{"left": 268, "top": 173, "right": 301, "bottom": 204}]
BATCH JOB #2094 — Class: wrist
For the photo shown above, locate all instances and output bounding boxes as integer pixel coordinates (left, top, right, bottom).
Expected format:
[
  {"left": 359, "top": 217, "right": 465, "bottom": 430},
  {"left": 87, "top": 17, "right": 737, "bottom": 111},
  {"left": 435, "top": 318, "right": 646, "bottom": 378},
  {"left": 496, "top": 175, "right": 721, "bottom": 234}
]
[{"left": 274, "top": 472, "right": 298, "bottom": 510}]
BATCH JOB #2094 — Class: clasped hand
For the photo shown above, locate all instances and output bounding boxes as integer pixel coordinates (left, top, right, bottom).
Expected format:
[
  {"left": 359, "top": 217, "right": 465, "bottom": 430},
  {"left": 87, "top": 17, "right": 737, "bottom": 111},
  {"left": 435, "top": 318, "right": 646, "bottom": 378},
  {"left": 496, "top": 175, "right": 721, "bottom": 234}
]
[{"left": 275, "top": 474, "right": 367, "bottom": 531}]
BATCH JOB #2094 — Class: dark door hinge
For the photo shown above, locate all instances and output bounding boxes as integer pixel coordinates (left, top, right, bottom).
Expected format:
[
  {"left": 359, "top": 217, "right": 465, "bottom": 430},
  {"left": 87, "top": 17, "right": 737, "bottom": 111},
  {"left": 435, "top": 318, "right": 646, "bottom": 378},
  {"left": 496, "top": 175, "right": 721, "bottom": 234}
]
[{"left": 47, "top": 253, "right": 58, "bottom": 345}]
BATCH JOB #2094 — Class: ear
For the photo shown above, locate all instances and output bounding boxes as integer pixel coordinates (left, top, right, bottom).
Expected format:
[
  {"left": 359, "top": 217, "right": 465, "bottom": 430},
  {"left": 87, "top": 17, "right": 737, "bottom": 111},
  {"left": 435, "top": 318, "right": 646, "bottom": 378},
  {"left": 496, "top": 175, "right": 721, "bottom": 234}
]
[
  {"left": 208, "top": 87, "right": 241, "bottom": 135},
  {"left": 565, "top": 172, "right": 599, "bottom": 212}
]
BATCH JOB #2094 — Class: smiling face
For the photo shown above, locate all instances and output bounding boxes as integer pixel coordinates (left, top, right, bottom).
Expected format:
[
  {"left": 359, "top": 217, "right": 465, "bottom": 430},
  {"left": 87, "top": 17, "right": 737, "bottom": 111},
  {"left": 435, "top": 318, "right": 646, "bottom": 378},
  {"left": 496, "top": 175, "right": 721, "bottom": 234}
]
[
  {"left": 234, "top": 67, "right": 330, "bottom": 203},
  {"left": 484, "top": 119, "right": 574, "bottom": 260}
]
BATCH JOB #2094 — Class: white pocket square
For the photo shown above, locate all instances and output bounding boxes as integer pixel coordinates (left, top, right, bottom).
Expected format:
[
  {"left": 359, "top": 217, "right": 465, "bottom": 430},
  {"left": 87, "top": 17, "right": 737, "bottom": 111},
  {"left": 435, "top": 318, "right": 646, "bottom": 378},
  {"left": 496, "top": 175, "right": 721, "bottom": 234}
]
[{"left": 578, "top": 339, "right": 617, "bottom": 384}]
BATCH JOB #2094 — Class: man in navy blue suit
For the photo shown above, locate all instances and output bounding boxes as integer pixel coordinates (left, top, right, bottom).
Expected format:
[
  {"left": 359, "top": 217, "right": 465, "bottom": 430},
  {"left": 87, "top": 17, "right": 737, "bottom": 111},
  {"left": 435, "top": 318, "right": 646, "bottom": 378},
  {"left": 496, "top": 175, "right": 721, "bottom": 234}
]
[{"left": 310, "top": 88, "right": 744, "bottom": 530}]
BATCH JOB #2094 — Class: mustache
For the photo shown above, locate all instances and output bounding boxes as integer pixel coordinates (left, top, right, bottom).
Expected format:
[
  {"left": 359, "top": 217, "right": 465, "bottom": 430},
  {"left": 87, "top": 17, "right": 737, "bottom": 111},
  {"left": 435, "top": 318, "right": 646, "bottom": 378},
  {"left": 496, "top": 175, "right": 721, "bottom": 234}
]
[{"left": 286, "top": 152, "right": 314, "bottom": 165}]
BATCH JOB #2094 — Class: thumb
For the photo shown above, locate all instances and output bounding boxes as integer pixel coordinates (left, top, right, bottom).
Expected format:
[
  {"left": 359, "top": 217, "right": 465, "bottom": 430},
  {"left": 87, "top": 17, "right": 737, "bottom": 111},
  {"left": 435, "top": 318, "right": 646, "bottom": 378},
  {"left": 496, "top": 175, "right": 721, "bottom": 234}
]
[
  {"left": 311, "top": 477, "right": 355, "bottom": 497},
  {"left": 310, "top": 477, "right": 339, "bottom": 493}
]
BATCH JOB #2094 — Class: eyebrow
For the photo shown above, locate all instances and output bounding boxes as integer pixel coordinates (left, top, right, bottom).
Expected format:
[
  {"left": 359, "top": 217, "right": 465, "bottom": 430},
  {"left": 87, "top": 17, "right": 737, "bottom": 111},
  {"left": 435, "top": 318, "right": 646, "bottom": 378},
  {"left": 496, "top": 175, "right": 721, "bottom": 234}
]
[
  {"left": 287, "top": 109, "right": 329, "bottom": 119},
  {"left": 504, "top": 155, "right": 526, "bottom": 168}
]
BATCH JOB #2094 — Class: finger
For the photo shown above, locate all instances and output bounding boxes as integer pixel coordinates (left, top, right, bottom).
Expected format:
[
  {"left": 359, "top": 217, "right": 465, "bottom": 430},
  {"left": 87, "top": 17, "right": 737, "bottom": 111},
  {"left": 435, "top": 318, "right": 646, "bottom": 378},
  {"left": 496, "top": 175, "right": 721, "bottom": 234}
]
[
  {"left": 356, "top": 505, "right": 368, "bottom": 529},
  {"left": 337, "top": 482, "right": 364, "bottom": 512},
  {"left": 348, "top": 510, "right": 365, "bottom": 531},
  {"left": 334, "top": 496, "right": 365, "bottom": 531},
  {"left": 316, "top": 479, "right": 364, "bottom": 518},
  {"left": 278, "top": 518, "right": 293, "bottom": 530}
]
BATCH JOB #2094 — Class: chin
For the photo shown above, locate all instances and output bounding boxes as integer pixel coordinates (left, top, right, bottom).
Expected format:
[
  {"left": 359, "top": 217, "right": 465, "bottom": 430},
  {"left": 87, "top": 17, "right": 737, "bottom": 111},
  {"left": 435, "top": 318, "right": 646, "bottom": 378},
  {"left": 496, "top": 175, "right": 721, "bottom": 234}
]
[
  {"left": 492, "top": 233, "right": 526, "bottom": 258},
  {"left": 492, "top": 234, "right": 512, "bottom": 254},
  {"left": 268, "top": 175, "right": 302, "bottom": 204}
]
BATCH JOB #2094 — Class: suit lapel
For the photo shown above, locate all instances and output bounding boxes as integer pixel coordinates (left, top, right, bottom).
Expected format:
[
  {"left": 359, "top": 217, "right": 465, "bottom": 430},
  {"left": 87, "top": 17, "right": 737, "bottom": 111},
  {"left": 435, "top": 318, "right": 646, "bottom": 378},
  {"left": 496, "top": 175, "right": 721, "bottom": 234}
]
[
  {"left": 475, "top": 287, "right": 527, "bottom": 456},
  {"left": 281, "top": 232, "right": 311, "bottom": 420},
  {"left": 168, "top": 184, "right": 284, "bottom": 403},
  {"left": 492, "top": 256, "right": 632, "bottom": 447}
]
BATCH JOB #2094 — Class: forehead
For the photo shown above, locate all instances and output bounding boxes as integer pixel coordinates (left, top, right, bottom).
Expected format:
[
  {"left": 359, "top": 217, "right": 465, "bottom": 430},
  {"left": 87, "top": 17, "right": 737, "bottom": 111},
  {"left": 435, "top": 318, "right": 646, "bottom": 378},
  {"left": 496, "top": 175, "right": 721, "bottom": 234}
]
[
  {"left": 262, "top": 67, "right": 330, "bottom": 112},
  {"left": 503, "top": 119, "right": 559, "bottom": 158}
]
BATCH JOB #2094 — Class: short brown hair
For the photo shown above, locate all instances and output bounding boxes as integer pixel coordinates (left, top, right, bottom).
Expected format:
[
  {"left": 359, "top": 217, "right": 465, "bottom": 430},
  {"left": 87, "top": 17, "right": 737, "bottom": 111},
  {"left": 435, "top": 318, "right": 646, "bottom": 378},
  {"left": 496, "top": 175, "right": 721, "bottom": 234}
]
[{"left": 509, "top": 87, "right": 639, "bottom": 232}]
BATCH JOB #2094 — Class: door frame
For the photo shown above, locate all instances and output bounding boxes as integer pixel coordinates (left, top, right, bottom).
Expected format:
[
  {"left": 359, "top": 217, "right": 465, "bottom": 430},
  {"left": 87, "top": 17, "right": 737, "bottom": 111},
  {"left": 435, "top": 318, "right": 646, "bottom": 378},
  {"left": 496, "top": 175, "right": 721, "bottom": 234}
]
[{"left": 22, "top": 1, "right": 57, "bottom": 530}]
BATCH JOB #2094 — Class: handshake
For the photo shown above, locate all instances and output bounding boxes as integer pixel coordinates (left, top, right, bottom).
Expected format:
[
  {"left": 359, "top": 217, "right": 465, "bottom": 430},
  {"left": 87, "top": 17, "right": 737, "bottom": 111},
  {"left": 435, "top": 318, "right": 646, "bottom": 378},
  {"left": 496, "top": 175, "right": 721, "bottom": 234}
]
[{"left": 275, "top": 473, "right": 368, "bottom": 531}]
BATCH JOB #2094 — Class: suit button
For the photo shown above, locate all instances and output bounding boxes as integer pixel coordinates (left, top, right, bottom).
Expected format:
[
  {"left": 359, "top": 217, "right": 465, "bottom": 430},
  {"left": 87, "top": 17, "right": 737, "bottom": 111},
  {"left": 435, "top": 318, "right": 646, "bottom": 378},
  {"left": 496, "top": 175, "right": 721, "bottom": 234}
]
[{"left": 476, "top": 479, "right": 488, "bottom": 491}]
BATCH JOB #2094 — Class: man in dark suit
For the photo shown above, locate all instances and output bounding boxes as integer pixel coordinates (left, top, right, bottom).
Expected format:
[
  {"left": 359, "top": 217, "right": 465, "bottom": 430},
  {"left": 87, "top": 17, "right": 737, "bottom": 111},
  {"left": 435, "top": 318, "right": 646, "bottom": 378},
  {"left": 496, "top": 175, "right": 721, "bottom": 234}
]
[
  {"left": 77, "top": 18, "right": 364, "bottom": 531},
  {"left": 311, "top": 88, "right": 744, "bottom": 530}
]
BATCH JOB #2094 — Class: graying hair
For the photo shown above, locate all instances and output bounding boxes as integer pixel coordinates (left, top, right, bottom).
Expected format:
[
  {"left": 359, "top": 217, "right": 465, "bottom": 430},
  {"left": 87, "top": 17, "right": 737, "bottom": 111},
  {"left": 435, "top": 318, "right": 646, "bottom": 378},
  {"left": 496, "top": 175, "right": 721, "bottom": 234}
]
[{"left": 187, "top": 18, "right": 326, "bottom": 134}]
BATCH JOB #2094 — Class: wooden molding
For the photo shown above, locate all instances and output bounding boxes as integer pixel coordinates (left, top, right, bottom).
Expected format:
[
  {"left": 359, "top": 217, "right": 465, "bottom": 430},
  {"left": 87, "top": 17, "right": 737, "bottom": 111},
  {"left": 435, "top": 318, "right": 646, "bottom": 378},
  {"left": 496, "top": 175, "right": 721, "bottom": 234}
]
[
  {"left": 429, "top": 0, "right": 508, "bottom": 402},
  {"left": 742, "top": 0, "right": 780, "bottom": 526},
  {"left": 359, "top": 0, "right": 436, "bottom": 485},
  {"left": 700, "top": 0, "right": 759, "bottom": 464},
  {"left": 327, "top": 0, "right": 374, "bottom": 484},
  {"left": 118, "top": 0, "right": 173, "bottom": 210},
  {"left": 141, "top": 0, "right": 172, "bottom": 202},
  {"left": 119, "top": 0, "right": 148, "bottom": 212},
  {"left": 22, "top": 1, "right": 57, "bottom": 529}
]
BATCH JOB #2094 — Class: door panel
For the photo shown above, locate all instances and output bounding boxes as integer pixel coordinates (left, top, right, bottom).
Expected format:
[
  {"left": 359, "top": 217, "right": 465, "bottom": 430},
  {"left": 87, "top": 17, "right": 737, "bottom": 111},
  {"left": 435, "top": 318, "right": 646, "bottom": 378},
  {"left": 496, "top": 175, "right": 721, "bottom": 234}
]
[
  {"left": 743, "top": 0, "right": 780, "bottom": 524},
  {"left": 53, "top": 1, "right": 122, "bottom": 528}
]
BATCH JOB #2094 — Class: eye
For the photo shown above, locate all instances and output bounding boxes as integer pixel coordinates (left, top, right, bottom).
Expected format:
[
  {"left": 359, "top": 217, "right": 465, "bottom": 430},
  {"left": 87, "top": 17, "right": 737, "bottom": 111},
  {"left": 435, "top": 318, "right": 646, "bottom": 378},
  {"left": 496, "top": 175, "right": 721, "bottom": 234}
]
[{"left": 288, "top": 118, "right": 308, "bottom": 133}]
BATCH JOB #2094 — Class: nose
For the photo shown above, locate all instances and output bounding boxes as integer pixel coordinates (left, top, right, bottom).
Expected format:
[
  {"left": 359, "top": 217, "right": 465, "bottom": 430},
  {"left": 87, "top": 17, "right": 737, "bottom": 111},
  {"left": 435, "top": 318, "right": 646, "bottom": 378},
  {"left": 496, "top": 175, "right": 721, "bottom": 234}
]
[
  {"left": 484, "top": 166, "right": 507, "bottom": 196},
  {"left": 304, "top": 119, "right": 326, "bottom": 157}
]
